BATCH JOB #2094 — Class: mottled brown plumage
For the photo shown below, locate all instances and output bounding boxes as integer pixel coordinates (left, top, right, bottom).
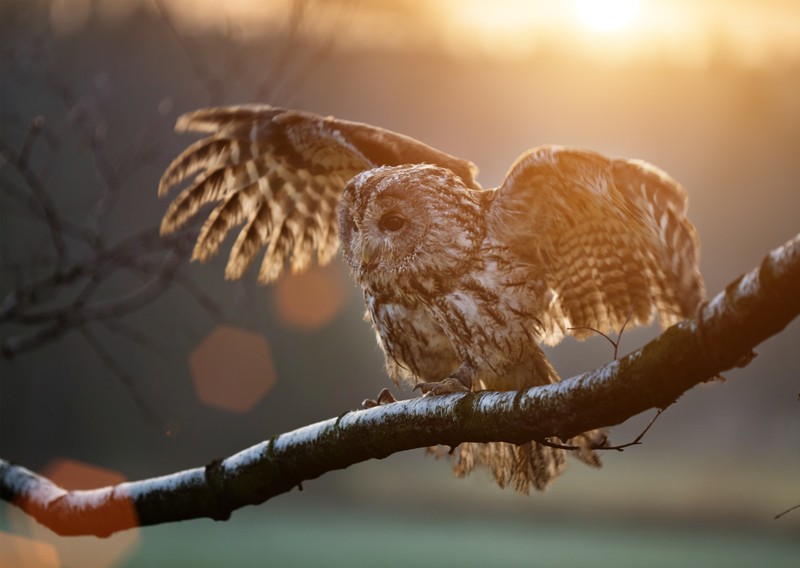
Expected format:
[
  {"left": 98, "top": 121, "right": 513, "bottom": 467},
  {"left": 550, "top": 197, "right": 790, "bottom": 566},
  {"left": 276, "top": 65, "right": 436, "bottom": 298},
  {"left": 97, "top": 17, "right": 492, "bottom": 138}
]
[{"left": 159, "top": 105, "right": 704, "bottom": 493}]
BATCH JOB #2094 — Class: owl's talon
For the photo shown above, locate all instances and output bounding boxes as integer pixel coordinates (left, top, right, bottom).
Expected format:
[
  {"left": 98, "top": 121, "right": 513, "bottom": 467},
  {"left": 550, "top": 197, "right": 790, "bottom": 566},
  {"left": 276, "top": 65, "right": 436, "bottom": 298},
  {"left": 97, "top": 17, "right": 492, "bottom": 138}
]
[
  {"left": 413, "top": 377, "right": 471, "bottom": 396},
  {"left": 361, "top": 387, "right": 397, "bottom": 409}
]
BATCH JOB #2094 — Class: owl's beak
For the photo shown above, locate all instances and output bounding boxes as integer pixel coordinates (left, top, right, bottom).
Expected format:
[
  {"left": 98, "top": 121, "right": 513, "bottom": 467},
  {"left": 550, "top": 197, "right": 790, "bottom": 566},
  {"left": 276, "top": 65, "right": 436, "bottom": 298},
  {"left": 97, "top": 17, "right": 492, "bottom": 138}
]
[{"left": 361, "top": 244, "right": 373, "bottom": 266}]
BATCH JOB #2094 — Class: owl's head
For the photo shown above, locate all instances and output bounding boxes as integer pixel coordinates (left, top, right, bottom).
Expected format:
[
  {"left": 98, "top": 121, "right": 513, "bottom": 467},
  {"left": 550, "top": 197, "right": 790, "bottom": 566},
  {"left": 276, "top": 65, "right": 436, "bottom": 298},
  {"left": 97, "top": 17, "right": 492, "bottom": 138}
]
[{"left": 339, "top": 164, "right": 485, "bottom": 290}]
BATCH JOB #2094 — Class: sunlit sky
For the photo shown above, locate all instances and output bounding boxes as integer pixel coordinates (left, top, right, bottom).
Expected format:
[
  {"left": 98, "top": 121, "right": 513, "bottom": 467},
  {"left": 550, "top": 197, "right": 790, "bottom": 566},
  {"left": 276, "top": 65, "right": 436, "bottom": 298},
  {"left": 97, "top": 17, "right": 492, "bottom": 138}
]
[{"left": 41, "top": 0, "right": 800, "bottom": 67}]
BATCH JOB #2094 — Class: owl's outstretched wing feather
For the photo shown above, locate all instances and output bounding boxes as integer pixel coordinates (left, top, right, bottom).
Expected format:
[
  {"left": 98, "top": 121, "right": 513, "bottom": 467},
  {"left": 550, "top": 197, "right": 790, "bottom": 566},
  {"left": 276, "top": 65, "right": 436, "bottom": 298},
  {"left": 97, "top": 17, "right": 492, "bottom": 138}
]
[
  {"left": 489, "top": 145, "right": 703, "bottom": 345},
  {"left": 159, "top": 105, "right": 480, "bottom": 282}
]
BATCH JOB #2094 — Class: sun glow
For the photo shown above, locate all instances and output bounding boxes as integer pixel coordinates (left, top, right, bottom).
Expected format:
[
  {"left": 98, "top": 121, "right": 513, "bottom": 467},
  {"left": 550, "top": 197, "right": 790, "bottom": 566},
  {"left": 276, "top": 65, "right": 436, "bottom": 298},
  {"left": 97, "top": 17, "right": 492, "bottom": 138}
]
[
  {"left": 573, "top": 0, "right": 640, "bottom": 32},
  {"left": 456, "top": 0, "right": 552, "bottom": 34},
  {"left": 43, "top": 0, "right": 800, "bottom": 67}
]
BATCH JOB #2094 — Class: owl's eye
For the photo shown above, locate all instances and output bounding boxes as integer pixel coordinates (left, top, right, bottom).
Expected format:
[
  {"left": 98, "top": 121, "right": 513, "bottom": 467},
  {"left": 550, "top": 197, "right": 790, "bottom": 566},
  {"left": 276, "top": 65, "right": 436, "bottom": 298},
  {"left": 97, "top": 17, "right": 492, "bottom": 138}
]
[{"left": 378, "top": 213, "right": 406, "bottom": 232}]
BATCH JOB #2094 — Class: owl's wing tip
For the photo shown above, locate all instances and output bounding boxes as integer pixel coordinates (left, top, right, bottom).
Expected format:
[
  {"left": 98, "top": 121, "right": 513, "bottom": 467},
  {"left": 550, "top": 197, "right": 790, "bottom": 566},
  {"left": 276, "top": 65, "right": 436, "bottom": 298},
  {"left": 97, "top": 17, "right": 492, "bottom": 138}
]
[
  {"left": 174, "top": 112, "right": 201, "bottom": 133},
  {"left": 190, "top": 244, "right": 209, "bottom": 264},
  {"left": 159, "top": 218, "right": 175, "bottom": 236},
  {"left": 224, "top": 263, "right": 246, "bottom": 281},
  {"left": 157, "top": 176, "right": 173, "bottom": 198},
  {"left": 174, "top": 104, "right": 282, "bottom": 134}
]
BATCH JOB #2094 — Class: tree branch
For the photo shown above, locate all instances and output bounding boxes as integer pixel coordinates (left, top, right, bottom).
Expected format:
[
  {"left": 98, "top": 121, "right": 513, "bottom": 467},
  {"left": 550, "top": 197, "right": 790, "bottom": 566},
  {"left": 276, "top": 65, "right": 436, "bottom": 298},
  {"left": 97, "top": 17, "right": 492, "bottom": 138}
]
[
  {"left": 2, "top": 234, "right": 798, "bottom": 537},
  {"left": 0, "top": 234, "right": 193, "bottom": 358},
  {"left": 0, "top": 138, "right": 68, "bottom": 270},
  {"left": 154, "top": 0, "right": 224, "bottom": 103}
]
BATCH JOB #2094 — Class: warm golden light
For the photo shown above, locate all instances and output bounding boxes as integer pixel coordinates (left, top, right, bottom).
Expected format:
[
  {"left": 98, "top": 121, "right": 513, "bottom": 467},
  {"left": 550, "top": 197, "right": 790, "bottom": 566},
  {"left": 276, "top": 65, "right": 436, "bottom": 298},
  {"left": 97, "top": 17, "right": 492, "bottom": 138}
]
[
  {"left": 458, "top": 0, "right": 545, "bottom": 34},
  {"left": 573, "top": 0, "right": 640, "bottom": 32},
  {"left": 41, "top": 1, "right": 800, "bottom": 67}
]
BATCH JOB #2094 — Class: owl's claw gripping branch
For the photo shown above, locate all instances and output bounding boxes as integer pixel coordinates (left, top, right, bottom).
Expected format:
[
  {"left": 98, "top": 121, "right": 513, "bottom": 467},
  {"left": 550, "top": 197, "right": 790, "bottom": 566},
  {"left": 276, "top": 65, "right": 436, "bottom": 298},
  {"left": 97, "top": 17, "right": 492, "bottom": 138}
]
[
  {"left": 413, "top": 376, "right": 472, "bottom": 396},
  {"left": 361, "top": 387, "right": 398, "bottom": 409}
]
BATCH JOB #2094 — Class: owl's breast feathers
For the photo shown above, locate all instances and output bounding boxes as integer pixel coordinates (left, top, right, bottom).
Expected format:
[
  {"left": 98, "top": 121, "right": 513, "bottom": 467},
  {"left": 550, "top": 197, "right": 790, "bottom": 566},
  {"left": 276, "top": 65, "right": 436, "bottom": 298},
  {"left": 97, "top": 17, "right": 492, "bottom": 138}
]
[
  {"left": 364, "top": 236, "right": 556, "bottom": 390},
  {"left": 364, "top": 250, "right": 554, "bottom": 390},
  {"left": 365, "top": 294, "right": 459, "bottom": 385}
]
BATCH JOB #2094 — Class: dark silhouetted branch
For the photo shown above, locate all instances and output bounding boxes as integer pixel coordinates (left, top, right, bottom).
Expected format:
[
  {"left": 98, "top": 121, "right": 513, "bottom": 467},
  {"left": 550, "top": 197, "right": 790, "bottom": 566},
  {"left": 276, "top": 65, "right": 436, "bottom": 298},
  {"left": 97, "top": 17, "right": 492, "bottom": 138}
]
[
  {"left": 2, "top": 234, "right": 798, "bottom": 537},
  {"left": 79, "top": 325, "right": 164, "bottom": 426},
  {"left": 0, "top": 229, "right": 195, "bottom": 358},
  {"left": 0, "top": 138, "right": 68, "bottom": 270}
]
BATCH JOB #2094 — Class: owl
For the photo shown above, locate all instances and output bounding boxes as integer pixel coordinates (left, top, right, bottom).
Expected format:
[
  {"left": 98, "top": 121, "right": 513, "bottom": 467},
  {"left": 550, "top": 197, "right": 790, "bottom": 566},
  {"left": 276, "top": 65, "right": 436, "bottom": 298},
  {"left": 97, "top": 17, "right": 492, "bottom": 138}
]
[{"left": 159, "top": 105, "right": 704, "bottom": 493}]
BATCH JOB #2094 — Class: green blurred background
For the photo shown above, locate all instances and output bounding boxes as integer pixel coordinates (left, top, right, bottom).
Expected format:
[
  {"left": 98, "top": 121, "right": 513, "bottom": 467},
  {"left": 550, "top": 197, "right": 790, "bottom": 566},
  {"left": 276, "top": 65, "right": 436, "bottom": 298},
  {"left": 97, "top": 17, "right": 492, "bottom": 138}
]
[{"left": 1, "top": 1, "right": 798, "bottom": 566}]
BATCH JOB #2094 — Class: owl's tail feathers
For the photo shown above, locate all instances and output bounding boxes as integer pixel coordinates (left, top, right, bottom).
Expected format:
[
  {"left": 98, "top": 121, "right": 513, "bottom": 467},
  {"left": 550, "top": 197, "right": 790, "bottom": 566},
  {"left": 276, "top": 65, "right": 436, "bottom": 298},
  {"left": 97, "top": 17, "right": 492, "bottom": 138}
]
[
  {"left": 565, "top": 428, "right": 605, "bottom": 468},
  {"left": 447, "top": 441, "right": 566, "bottom": 494},
  {"left": 431, "top": 429, "right": 604, "bottom": 493}
]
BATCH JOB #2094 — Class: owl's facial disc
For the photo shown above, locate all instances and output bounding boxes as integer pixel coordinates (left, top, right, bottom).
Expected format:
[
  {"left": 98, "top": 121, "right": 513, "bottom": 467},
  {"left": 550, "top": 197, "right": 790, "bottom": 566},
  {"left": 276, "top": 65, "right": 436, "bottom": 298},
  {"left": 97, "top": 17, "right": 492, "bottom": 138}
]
[
  {"left": 358, "top": 196, "right": 426, "bottom": 273},
  {"left": 361, "top": 211, "right": 409, "bottom": 265},
  {"left": 359, "top": 210, "right": 410, "bottom": 267},
  {"left": 339, "top": 163, "right": 480, "bottom": 284}
]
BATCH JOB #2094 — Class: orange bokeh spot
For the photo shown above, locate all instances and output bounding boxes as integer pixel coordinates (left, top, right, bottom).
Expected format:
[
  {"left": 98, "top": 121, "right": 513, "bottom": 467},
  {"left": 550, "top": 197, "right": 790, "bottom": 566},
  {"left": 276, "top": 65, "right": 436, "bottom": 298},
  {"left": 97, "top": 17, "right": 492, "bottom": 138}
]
[
  {"left": 42, "top": 459, "right": 127, "bottom": 490},
  {"left": 189, "top": 325, "right": 276, "bottom": 413},
  {"left": 0, "top": 531, "right": 59, "bottom": 568},
  {"left": 273, "top": 264, "right": 350, "bottom": 331},
  {"left": 8, "top": 458, "right": 139, "bottom": 568}
]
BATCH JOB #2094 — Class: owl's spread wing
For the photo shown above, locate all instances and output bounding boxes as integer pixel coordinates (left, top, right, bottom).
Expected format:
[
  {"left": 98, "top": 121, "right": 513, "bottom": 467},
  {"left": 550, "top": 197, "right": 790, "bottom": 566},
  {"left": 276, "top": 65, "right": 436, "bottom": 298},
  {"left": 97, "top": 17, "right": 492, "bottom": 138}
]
[
  {"left": 159, "top": 105, "right": 480, "bottom": 282},
  {"left": 488, "top": 145, "right": 704, "bottom": 345}
]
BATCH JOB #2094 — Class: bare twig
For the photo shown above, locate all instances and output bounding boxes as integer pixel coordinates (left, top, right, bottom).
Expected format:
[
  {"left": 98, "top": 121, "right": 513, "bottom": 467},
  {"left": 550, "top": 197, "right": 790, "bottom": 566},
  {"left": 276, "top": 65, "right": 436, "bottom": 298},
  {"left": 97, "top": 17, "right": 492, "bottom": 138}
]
[
  {"left": 1, "top": 177, "right": 99, "bottom": 245},
  {"left": 101, "top": 320, "right": 170, "bottom": 359},
  {"left": 774, "top": 503, "right": 800, "bottom": 520},
  {"left": 261, "top": 0, "right": 352, "bottom": 104},
  {"left": 601, "top": 408, "right": 666, "bottom": 451},
  {"left": 171, "top": 272, "right": 227, "bottom": 323},
  {"left": 79, "top": 326, "right": 163, "bottom": 426},
  {"left": 0, "top": 239, "right": 192, "bottom": 358},
  {"left": 17, "top": 114, "right": 46, "bottom": 169},
  {"left": 253, "top": 0, "right": 308, "bottom": 101},
  {"left": 154, "top": 0, "right": 224, "bottom": 103},
  {"left": 0, "top": 228, "right": 192, "bottom": 323},
  {"left": 569, "top": 306, "right": 635, "bottom": 360},
  {"left": 0, "top": 138, "right": 68, "bottom": 270}
]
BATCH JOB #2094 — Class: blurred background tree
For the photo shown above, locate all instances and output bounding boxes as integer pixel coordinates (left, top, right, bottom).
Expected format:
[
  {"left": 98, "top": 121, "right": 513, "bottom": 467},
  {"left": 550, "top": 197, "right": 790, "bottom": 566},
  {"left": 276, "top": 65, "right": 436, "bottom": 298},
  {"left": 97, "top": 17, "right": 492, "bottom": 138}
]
[{"left": 1, "top": 1, "right": 798, "bottom": 566}]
